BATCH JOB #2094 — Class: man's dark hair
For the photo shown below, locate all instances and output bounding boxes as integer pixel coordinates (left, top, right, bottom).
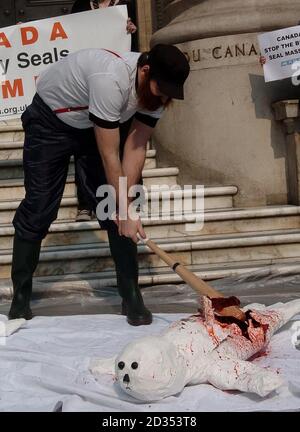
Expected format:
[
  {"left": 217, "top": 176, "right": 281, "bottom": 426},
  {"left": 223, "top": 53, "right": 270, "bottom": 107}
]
[{"left": 137, "top": 52, "right": 150, "bottom": 68}]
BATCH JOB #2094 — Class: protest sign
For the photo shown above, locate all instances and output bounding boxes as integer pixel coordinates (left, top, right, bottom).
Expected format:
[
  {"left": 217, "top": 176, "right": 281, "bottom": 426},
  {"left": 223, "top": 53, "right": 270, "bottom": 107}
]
[
  {"left": 258, "top": 25, "right": 300, "bottom": 82},
  {"left": 0, "top": 6, "right": 130, "bottom": 121}
]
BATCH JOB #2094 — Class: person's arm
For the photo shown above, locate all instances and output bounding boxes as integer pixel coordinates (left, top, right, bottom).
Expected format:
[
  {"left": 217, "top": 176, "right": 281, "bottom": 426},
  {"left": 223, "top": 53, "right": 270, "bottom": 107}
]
[
  {"left": 94, "top": 124, "right": 146, "bottom": 242},
  {"left": 94, "top": 125, "right": 124, "bottom": 210},
  {"left": 89, "top": 69, "right": 148, "bottom": 241},
  {"left": 121, "top": 118, "right": 153, "bottom": 190},
  {"left": 118, "top": 118, "right": 155, "bottom": 242}
]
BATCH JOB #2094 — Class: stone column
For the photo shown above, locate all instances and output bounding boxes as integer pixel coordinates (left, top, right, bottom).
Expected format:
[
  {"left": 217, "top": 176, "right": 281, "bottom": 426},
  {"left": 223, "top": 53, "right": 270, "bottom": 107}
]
[
  {"left": 136, "top": 0, "right": 154, "bottom": 51},
  {"left": 272, "top": 100, "right": 300, "bottom": 205},
  {"left": 151, "top": 0, "right": 300, "bottom": 207}
]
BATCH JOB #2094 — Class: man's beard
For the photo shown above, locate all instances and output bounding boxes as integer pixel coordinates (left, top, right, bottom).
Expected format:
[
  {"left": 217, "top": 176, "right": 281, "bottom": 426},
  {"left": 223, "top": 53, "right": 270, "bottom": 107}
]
[{"left": 137, "top": 76, "right": 165, "bottom": 112}]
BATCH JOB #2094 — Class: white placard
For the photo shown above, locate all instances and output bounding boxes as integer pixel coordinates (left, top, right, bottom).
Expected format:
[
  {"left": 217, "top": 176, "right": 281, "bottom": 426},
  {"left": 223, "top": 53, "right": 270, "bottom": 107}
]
[
  {"left": 258, "top": 25, "right": 300, "bottom": 83},
  {"left": 0, "top": 6, "right": 131, "bottom": 121}
]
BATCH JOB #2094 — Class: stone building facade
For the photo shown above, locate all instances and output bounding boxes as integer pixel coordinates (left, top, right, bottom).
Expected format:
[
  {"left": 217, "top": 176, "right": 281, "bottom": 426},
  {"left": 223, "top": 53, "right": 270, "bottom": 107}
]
[{"left": 151, "top": 0, "right": 300, "bottom": 207}]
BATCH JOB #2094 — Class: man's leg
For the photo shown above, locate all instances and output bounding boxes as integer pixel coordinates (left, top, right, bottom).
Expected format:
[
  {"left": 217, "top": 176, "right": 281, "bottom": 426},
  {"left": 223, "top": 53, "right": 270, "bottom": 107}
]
[
  {"left": 9, "top": 234, "right": 41, "bottom": 320},
  {"left": 106, "top": 224, "right": 152, "bottom": 326},
  {"left": 74, "top": 154, "right": 94, "bottom": 222},
  {"left": 109, "top": 119, "right": 151, "bottom": 325},
  {"left": 9, "top": 98, "right": 72, "bottom": 319}
]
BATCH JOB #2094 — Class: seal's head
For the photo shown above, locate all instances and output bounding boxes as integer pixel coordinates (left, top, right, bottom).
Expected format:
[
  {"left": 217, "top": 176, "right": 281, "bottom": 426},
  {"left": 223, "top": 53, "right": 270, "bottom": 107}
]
[{"left": 115, "top": 335, "right": 186, "bottom": 401}]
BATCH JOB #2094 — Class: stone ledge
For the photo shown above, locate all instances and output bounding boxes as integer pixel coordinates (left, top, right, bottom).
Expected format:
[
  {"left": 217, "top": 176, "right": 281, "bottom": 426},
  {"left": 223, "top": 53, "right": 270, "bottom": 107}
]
[
  {"left": 1, "top": 227, "right": 300, "bottom": 264},
  {"left": 0, "top": 205, "right": 299, "bottom": 231},
  {"left": 272, "top": 99, "right": 300, "bottom": 121},
  {"left": 152, "top": 1, "right": 300, "bottom": 45}
]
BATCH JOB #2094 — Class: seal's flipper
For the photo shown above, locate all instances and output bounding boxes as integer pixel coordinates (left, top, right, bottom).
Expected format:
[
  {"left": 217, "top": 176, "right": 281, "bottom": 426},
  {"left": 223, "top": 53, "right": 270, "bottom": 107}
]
[
  {"left": 0, "top": 318, "right": 25, "bottom": 337},
  {"left": 204, "top": 358, "right": 284, "bottom": 397},
  {"left": 268, "top": 299, "right": 300, "bottom": 324},
  {"left": 89, "top": 356, "right": 116, "bottom": 376}
]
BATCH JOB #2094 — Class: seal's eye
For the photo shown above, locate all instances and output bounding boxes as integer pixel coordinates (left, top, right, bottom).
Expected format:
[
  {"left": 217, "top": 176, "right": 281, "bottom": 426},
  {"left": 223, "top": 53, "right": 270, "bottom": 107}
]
[
  {"left": 131, "top": 362, "right": 138, "bottom": 370},
  {"left": 118, "top": 361, "right": 125, "bottom": 370}
]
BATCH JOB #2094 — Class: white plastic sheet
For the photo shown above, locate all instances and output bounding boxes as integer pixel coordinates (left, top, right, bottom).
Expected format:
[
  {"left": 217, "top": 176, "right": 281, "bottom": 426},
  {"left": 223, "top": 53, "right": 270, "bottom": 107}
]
[{"left": 0, "top": 312, "right": 299, "bottom": 412}]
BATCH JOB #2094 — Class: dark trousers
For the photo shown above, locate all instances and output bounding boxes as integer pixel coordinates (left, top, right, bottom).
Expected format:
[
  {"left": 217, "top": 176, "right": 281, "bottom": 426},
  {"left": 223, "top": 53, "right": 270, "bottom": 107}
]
[
  {"left": 13, "top": 93, "right": 134, "bottom": 240},
  {"left": 75, "top": 154, "right": 92, "bottom": 211}
]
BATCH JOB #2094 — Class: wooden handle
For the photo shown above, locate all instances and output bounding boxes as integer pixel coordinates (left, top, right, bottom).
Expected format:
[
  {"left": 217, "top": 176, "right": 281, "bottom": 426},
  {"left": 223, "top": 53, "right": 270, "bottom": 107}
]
[{"left": 144, "top": 238, "right": 246, "bottom": 322}]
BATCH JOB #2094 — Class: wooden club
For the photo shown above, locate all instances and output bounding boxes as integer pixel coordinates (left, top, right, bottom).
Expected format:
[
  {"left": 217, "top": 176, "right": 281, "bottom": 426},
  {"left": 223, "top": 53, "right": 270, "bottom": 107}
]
[{"left": 139, "top": 236, "right": 246, "bottom": 322}]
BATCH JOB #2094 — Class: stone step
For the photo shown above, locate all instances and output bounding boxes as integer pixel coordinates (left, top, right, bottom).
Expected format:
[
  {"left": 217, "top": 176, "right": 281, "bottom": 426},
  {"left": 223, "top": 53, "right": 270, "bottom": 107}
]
[
  {"left": 0, "top": 142, "right": 157, "bottom": 165},
  {"left": 0, "top": 121, "right": 152, "bottom": 150},
  {"left": 0, "top": 186, "right": 237, "bottom": 224},
  {"left": 1, "top": 228, "right": 300, "bottom": 278},
  {"left": 0, "top": 205, "right": 299, "bottom": 249},
  {"left": 0, "top": 123, "right": 24, "bottom": 143},
  {"left": 0, "top": 141, "right": 23, "bottom": 160},
  {"left": 0, "top": 166, "right": 180, "bottom": 201},
  {"left": 0, "top": 149, "right": 157, "bottom": 179},
  {"left": 1, "top": 256, "right": 300, "bottom": 300},
  {"left": 0, "top": 120, "right": 22, "bottom": 128}
]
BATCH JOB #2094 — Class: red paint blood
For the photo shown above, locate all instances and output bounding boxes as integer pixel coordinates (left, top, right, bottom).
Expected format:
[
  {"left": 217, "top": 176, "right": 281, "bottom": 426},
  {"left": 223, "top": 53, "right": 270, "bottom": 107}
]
[
  {"left": 193, "top": 299, "right": 282, "bottom": 362},
  {"left": 215, "top": 310, "right": 269, "bottom": 341},
  {"left": 210, "top": 296, "right": 241, "bottom": 312},
  {"left": 222, "top": 389, "right": 240, "bottom": 395},
  {"left": 248, "top": 349, "right": 269, "bottom": 361},
  {"left": 207, "top": 326, "right": 220, "bottom": 345},
  {"left": 233, "top": 363, "right": 239, "bottom": 376}
]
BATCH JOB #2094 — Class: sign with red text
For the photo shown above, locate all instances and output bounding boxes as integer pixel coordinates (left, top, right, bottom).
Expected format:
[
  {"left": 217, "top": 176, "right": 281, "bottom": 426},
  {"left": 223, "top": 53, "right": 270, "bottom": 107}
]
[
  {"left": 258, "top": 25, "right": 300, "bottom": 82},
  {"left": 0, "top": 6, "right": 130, "bottom": 121}
]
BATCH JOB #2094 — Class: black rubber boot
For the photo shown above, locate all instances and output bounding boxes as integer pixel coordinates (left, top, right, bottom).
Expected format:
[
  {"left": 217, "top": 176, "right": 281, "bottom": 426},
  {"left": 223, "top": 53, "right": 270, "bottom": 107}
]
[
  {"left": 107, "top": 227, "right": 152, "bottom": 326},
  {"left": 8, "top": 234, "right": 42, "bottom": 320}
]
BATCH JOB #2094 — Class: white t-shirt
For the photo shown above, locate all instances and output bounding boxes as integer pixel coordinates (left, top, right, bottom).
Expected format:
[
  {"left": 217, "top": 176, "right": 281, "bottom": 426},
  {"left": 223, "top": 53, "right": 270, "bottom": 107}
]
[{"left": 36, "top": 48, "right": 163, "bottom": 129}]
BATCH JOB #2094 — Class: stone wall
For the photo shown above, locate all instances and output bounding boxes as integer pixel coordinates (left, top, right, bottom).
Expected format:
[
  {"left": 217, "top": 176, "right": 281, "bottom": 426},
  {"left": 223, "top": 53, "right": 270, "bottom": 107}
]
[{"left": 151, "top": 0, "right": 300, "bottom": 206}]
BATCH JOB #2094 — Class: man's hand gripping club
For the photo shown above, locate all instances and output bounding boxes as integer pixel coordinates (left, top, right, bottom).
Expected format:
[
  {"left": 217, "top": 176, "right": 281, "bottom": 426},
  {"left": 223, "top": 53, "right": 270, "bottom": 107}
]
[
  {"left": 94, "top": 119, "right": 152, "bottom": 243},
  {"left": 114, "top": 211, "right": 146, "bottom": 244}
]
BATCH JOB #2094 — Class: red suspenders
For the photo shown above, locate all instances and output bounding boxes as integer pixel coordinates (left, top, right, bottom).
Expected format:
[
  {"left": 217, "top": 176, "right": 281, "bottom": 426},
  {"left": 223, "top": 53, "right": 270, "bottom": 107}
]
[
  {"left": 53, "top": 106, "right": 88, "bottom": 114},
  {"left": 102, "top": 49, "right": 122, "bottom": 58}
]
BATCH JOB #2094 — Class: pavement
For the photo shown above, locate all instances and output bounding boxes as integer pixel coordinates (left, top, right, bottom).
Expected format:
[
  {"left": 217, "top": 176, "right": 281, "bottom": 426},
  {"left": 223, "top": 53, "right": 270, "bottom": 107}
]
[{"left": 1, "top": 268, "right": 300, "bottom": 317}]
